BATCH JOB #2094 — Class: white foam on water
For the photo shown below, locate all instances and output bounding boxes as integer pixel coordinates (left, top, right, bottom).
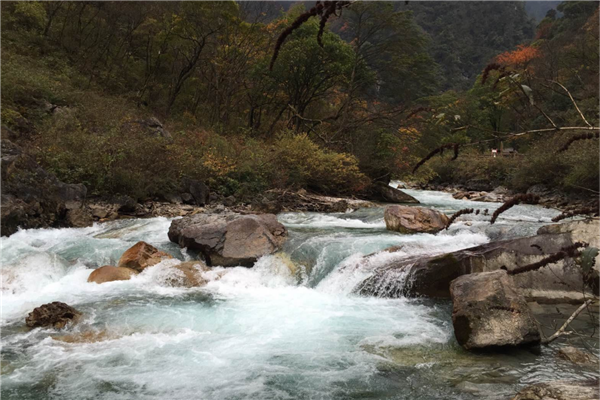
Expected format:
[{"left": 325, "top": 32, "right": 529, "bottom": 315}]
[
  {"left": 0, "top": 200, "right": 579, "bottom": 399},
  {"left": 279, "top": 212, "right": 386, "bottom": 229}
]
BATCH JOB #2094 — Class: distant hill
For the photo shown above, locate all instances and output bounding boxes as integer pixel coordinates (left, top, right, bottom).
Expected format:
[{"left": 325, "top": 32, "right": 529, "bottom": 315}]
[{"left": 524, "top": 1, "right": 563, "bottom": 22}]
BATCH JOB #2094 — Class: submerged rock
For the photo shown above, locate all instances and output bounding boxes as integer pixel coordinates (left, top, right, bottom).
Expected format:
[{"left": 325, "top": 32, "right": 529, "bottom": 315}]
[
  {"left": 511, "top": 379, "right": 599, "bottom": 400},
  {"left": 52, "top": 330, "right": 116, "bottom": 343},
  {"left": 87, "top": 265, "right": 138, "bottom": 284},
  {"left": 168, "top": 212, "right": 287, "bottom": 267},
  {"left": 163, "top": 261, "right": 211, "bottom": 287},
  {"left": 25, "top": 302, "right": 82, "bottom": 329},
  {"left": 117, "top": 241, "right": 173, "bottom": 272},
  {"left": 450, "top": 270, "right": 541, "bottom": 350},
  {"left": 384, "top": 205, "right": 449, "bottom": 234},
  {"left": 557, "top": 346, "right": 598, "bottom": 366}
]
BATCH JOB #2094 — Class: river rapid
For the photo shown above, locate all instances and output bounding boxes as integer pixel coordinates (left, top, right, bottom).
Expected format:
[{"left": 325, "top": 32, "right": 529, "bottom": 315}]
[{"left": 1, "top": 189, "right": 598, "bottom": 400}]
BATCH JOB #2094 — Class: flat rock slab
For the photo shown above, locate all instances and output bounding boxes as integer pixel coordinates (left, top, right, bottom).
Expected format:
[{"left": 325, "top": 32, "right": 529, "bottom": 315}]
[
  {"left": 355, "top": 225, "right": 593, "bottom": 301},
  {"left": 374, "top": 182, "right": 420, "bottom": 204},
  {"left": 168, "top": 212, "right": 287, "bottom": 267},
  {"left": 450, "top": 270, "right": 541, "bottom": 350}
]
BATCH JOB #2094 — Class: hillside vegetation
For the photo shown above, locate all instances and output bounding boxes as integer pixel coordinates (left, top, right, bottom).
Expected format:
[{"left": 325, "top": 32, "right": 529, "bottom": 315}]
[{"left": 1, "top": 1, "right": 598, "bottom": 202}]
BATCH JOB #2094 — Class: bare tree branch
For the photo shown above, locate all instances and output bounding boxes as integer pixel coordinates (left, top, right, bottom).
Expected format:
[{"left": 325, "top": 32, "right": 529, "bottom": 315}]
[
  {"left": 549, "top": 80, "right": 593, "bottom": 128},
  {"left": 543, "top": 300, "right": 595, "bottom": 344}
]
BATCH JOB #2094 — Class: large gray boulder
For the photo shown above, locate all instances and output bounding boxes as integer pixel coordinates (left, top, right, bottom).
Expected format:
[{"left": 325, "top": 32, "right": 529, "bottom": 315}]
[
  {"left": 356, "top": 220, "right": 598, "bottom": 302},
  {"left": 450, "top": 270, "right": 541, "bottom": 349},
  {"left": 511, "top": 379, "right": 599, "bottom": 400},
  {"left": 384, "top": 205, "right": 449, "bottom": 234},
  {"left": 374, "top": 182, "right": 420, "bottom": 204},
  {"left": 168, "top": 213, "right": 287, "bottom": 267}
]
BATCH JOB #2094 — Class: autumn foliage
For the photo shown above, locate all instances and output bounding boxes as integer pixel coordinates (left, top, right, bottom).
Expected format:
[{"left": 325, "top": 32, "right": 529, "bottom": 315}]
[{"left": 495, "top": 44, "right": 539, "bottom": 66}]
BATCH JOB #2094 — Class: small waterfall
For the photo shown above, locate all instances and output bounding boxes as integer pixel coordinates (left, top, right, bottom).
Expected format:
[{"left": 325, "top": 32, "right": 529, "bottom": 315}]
[{"left": 353, "top": 263, "right": 414, "bottom": 298}]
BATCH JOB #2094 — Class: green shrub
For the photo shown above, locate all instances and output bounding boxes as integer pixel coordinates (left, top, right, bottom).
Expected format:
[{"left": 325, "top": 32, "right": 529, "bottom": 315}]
[{"left": 271, "top": 133, "right": 369, "bottom": 195}]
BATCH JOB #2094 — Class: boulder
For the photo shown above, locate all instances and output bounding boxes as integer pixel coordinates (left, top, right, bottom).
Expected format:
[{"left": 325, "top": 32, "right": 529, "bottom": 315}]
[
  {"left": 112, "top": 195, "right": 137, "bottom": 213},
  {"left": 163, "top": 193, "right": 183, "bottom": 205},
  {"left": 25, "top": 302, "right": 82, "bottom": 329},
  {"left": 511, "top": 379, "right": 599, "bottom": 400},
  {"left": 356, "top": 222, "right": 597, "bottom": 302},
  {"left": 181, "top": 178, "right": 209, "bottom": 206},
  {"left": 223, "top": 196, "right": 236, "bottom": 207},
  {"left": 373, "top": 182, "right": 420, "bottom": 204},
  {"left": 117, "top": 241, "right": 173, "bottom": 272},
  {"left": 1, "top": 139, "right": 92, "bottom": 236},
  {"left": 450, "top": 270, "right": 541, "bottom": 349},
  {"left": 89, "top": 204, "right": 110, "bottom": 219},
  {"left": 181, "top": 193, "right": 195, "bottom": 204},
  {"left": 87, "top": 265, "right": 138, "bottom": 284},
  {"left": 384, "top": 205, "right": 449, "bottom": 234},
  {"left": 164, "top": 261, "right": 210, "bottom": 287},
  {"left": 557, "top": 346, "right": 598, "bottom": 366},
  {"left": 65, "top": 205, "right": 93, "bottom": 227},
  {"left": 131, "top": 117, "right": 172, "bottom": 140},
  {"left": 168, "top": 212, "right": 288, "bottom": 267}
]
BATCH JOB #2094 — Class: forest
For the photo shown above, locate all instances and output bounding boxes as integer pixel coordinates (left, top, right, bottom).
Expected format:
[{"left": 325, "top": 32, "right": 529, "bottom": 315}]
[{"left": 1, "top": 1, "right": 598, "bottom": 201}]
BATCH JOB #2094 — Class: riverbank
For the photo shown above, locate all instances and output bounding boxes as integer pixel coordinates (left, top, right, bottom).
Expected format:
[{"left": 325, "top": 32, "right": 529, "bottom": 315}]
[{"left": 403, "top": 180, "right": 599, "bottom": 211}]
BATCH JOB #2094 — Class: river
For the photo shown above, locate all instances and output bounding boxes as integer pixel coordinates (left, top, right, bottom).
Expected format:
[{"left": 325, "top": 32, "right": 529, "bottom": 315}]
[{"left": 1, "top": 189, "right": 598, "bottom": 399}]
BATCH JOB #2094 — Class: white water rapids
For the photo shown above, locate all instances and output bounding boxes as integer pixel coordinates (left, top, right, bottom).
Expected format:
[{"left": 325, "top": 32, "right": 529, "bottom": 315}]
[{"left": 1, "top": 189, "right": 597, "bottom": 399}]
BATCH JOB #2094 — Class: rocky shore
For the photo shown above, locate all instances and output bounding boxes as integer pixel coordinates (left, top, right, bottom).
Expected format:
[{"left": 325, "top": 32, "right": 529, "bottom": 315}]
[{"left": 411, "top": 181, "right": 599, "bottom": 211}]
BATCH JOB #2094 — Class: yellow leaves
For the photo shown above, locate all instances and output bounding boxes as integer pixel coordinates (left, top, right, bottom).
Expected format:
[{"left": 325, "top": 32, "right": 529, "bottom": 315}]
[
  {"left": 398, "top": 127, "right": 420, "bottom": 138},
  {"left": 202, "top": 151, "right": 236, "bottom": 178}
]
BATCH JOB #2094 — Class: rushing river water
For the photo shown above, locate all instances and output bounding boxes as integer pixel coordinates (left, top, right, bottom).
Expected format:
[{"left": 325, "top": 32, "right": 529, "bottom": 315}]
[{"left": 1, "top": 189, "right": 598, "bottom": 400}]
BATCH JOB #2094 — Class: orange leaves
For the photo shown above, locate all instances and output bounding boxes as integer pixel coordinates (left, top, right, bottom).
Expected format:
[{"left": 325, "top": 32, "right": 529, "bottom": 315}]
[{"left": 495, "top": 44, "right": 539, "bottom": 67}]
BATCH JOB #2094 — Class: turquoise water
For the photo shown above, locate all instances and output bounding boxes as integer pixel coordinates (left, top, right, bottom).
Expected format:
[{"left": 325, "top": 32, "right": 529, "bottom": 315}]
[{"left": 1, "top": 190, "right": 597, "bottom": 399}]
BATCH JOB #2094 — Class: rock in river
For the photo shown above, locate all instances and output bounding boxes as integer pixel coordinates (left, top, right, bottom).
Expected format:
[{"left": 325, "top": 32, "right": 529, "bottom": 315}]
[
  {"left": 168, "top": 212, "right": 287, "bottom": 267},
  {"left": 373, "top": 182, "right": 420, "bottom": 204},
  {"left": 117, "top": 241, "right": 173, "bottom": 272},
  {"left": 88, "top": 265, "right": 138, "bottom": 284},
  {"left": 511, "top": 379, "right": 599, "bottom": 400},
  {"left": 25, "top": 302, "right": 82, "bottom": 329},
  {"left": 450, "top": 270, "right": 541, "bottom": 350},
  {"left": 163, "top": 261, "right": 211, "bottom": 288},
  {"left": 356, "top": 220, "right": 598, "bottom": 303},
  {"left": 384, "top": 205, "right": 449, "bottom": 234}
]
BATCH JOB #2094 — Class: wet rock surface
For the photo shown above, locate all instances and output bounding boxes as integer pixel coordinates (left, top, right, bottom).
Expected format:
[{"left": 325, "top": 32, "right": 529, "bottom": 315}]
[
  {"left": 557, "top": 346, "right": 599, "bottom": 366},
  {"left": 384, "top": 205, "right": 449, "bottom": 234},
  {"left": 511, "top": 379, "right": 599, "bottom": 400},
  {"left": 25, "top": 302, "right": 82, "bottom": 329},
  {"left": 450, "top": 270, "right": 541, "bottom": 349},
  {"left": 163, "top": 261, "right": 213, "bottom": 287},
  {"left": 117, "top": 241, "right": 173, "bottom": 272},
  {"left": 87, "top": 265, "right": 138, "bottom": 284},
  {"left": 356, "top": 220, "right": 598, "bottom": 302},
  {"left": 169, "top": 212, "right": 288, "bottom": 267}
]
